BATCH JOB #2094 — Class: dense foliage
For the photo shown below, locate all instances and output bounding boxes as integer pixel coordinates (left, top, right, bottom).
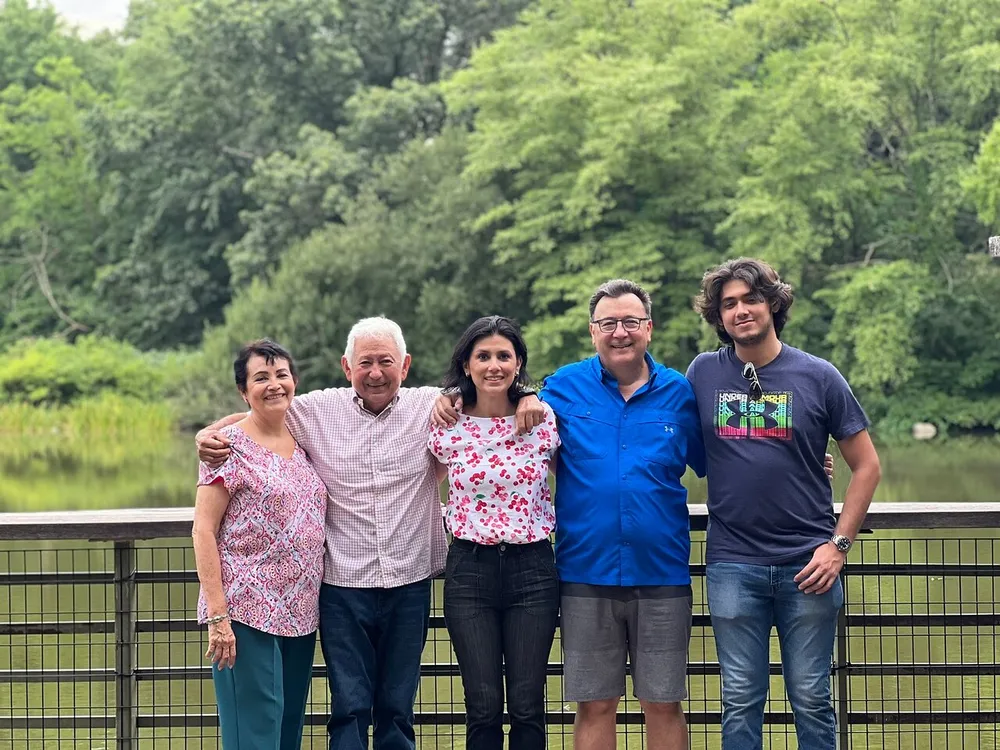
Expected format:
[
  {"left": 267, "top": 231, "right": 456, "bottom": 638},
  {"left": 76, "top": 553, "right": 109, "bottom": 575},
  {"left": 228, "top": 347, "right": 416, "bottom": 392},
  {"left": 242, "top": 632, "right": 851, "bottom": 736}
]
[{"left": 2, "top": 0, "right": 1000, "bottom": 437}]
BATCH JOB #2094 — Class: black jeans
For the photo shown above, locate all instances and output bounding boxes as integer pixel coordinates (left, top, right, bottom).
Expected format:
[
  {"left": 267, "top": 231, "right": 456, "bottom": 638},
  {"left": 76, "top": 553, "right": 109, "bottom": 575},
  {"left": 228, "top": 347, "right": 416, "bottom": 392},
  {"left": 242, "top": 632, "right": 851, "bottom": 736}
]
[{"left": 444, "top": 539, "right": 560, "bottom": 750}]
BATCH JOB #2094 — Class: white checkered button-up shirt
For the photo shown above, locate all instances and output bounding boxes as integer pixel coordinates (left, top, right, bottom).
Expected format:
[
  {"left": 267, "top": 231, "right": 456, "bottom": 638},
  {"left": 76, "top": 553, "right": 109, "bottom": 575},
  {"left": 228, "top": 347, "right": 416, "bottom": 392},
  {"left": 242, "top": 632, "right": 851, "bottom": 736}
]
[{"left": 285, "top": 385, "right": 447, "bottom": 589}]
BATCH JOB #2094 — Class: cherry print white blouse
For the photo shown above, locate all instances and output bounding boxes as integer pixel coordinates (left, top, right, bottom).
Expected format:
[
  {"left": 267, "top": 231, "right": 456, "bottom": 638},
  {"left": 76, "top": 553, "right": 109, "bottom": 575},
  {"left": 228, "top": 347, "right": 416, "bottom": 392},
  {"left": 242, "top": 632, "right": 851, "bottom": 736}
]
[{"left": 429, "top": 405, "right": 560, "bottom": 545}]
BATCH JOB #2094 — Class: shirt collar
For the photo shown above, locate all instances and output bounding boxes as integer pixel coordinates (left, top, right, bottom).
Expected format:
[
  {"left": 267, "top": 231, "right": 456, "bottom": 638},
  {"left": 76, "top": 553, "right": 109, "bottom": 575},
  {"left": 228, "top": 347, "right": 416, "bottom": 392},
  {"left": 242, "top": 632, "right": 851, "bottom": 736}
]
[
  {"left": 352, "top": 390, "right": 401, "bottom": 417},
  {"left": 595, "top": 351, "right": 658, "bottom": 386}
]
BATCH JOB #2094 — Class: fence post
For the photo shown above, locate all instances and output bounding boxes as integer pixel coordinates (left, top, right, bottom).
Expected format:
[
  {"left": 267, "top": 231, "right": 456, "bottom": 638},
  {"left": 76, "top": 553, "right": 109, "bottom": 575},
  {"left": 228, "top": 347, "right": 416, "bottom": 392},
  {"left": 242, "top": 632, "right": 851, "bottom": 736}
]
[
  {"left": 113, "top": 541, "right": 138, "bottom": 750},
  {"left": 836, "top": 571, "right": 850, "bottom": 750}
]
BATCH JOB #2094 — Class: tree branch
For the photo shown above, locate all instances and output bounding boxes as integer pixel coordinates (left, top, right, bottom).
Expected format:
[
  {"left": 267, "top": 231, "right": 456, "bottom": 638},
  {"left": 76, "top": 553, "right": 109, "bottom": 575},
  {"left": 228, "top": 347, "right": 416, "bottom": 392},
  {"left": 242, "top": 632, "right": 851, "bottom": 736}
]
[
  {"left": 28, "top": 228, "right": 89, "bottom": 333},
  {"left": 220, "top": 145, "right": 258, "bottom": 161},
  {"left": 818, "top": 0, "right": 851, "bottom": 44},
  {"left": 862, "top": 236, "right": 897, "bottom": 265},
  {"left": 937, "top": 254, "right": 954, "bottom": 294}
]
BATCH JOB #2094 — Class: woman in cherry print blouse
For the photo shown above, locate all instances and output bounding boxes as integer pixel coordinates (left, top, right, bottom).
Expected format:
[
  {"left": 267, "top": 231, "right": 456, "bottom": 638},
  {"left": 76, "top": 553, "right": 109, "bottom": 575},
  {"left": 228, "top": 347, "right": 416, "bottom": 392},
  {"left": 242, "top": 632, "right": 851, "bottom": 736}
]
[
  {"left": 429, "top": 316, "right": 560, "bottom": 750},
  {"left": 192, "top": 339, "right": 326, "bottom": 750}
]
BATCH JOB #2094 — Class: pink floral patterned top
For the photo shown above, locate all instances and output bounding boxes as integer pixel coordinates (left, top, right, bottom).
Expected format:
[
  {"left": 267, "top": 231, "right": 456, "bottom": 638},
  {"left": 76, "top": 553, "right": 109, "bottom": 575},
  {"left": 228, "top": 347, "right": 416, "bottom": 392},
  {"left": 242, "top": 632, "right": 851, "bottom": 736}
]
[
  {"left": 196, "top": 425, "right": 327, "bottom": 637},
  {"left": 428, "top": 405, "right": 560, "bottom": 544}
]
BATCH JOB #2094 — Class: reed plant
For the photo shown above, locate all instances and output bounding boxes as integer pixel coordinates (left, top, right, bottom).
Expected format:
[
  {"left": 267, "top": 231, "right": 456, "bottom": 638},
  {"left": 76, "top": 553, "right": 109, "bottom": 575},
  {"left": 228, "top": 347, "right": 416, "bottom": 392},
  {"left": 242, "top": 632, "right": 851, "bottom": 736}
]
[
  {"left": 0, "top": 393, "right": 175, "bottom": 441},
  {"left": 0, "top": 395, "right": 195, "bottom": 511}
]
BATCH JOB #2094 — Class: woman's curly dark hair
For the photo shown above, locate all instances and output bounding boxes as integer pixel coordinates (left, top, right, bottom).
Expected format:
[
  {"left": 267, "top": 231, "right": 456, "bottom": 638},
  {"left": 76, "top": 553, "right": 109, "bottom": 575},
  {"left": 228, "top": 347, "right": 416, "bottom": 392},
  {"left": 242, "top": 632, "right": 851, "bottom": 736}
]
[{"left": 694, "top": 257, "right": 794, "bottom": 345}]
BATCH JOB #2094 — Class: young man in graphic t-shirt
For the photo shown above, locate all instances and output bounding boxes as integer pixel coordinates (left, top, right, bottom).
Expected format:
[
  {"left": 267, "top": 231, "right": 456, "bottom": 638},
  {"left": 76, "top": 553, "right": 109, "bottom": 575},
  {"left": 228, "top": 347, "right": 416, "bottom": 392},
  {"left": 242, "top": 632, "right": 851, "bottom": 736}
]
[{"left": 686, "top": 257, "right": 882, "bottom": 750}]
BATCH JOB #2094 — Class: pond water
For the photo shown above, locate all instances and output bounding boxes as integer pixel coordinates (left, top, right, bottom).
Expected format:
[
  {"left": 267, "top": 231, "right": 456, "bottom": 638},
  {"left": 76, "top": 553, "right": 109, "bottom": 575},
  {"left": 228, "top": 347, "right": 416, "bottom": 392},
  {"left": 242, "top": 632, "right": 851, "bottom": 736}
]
[{"left": 0, "top": 434, "right": 996, "bottom": 512}]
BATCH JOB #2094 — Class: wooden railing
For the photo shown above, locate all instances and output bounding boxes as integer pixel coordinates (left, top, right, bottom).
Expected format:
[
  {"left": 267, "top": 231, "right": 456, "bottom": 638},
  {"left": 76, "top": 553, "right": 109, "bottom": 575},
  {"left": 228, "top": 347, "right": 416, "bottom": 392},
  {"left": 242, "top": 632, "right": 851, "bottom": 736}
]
[{"left": 2, "top": 503, "right": 1000, "bottom": 749}]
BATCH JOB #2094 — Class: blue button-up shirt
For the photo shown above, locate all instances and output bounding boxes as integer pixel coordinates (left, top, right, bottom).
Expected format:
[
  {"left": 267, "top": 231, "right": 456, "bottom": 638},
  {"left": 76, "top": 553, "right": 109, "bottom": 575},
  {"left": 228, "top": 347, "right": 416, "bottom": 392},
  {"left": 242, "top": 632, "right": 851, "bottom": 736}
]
[{"left": 541, "top": 353, "right": 705, "bottom": 586}]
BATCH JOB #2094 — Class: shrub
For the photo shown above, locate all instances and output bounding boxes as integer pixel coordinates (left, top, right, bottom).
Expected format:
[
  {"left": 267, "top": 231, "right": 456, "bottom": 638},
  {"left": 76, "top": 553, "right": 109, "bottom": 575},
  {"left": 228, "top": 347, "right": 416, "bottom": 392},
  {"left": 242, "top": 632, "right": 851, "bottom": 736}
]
[{"left": 0, "top": 336, "right": 167, "bottom": 405}]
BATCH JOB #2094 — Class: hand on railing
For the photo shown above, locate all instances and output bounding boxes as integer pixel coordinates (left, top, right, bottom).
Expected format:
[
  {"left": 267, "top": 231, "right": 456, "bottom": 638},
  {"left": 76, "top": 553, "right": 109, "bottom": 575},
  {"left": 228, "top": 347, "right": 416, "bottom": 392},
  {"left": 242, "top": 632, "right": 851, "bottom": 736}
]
[{"left": 206, "top": 617, "right": 236, "bottom": 669}]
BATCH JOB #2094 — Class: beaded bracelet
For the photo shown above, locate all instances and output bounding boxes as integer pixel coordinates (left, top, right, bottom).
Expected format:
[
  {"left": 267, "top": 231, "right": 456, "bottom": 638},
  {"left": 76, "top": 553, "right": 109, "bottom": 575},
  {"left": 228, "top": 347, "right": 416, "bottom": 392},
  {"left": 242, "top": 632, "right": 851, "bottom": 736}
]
[{"left": 205, "top": 613, "right": 230, "bottom": 625}]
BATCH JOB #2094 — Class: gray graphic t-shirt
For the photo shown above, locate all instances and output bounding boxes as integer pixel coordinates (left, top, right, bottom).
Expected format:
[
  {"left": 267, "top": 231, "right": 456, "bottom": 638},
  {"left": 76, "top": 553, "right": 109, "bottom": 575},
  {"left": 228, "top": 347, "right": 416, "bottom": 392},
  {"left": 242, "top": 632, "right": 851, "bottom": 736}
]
[{"left": 686, "top": 344, "right": 869, "bottom": 565}]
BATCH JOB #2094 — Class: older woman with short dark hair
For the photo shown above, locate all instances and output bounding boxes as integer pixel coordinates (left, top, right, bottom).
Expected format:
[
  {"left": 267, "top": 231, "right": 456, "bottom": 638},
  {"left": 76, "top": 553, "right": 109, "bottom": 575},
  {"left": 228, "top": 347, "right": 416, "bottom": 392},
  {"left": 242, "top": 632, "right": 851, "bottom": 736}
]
[{"left": 192, "top": 339, "right": 326, "bottom": 750}]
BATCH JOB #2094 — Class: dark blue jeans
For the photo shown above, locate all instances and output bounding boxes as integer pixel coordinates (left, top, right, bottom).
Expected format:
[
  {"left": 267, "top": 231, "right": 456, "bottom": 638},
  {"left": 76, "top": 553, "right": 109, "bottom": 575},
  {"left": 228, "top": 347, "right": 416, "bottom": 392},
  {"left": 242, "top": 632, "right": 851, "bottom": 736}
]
[
  {"left": 707, "top": 561, "right": 843, "bottom": 750},
  {"left": 318, "top": 579, "right": 431, "bottom": 750},
  {"left": 444, "top": 539, "right": 560, "bottom": 750}
]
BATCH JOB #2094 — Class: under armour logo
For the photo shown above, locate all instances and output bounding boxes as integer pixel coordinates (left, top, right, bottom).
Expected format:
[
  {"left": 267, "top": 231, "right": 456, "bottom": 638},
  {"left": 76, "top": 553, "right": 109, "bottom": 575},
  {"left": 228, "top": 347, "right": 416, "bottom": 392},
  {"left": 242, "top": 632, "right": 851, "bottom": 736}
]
[
  {"left": 664, "top": 425, "right": 675, "bottom": 434},
  {"left": 725, "top": 399, "right": 780, "bottom": 431}
]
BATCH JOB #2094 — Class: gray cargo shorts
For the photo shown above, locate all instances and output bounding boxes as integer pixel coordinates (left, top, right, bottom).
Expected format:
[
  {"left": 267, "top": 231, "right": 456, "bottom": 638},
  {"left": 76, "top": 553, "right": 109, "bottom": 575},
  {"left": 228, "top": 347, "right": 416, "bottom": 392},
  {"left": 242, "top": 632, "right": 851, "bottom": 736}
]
[{"left": 560, "top": 582, "right": 692, "bottom": 703}]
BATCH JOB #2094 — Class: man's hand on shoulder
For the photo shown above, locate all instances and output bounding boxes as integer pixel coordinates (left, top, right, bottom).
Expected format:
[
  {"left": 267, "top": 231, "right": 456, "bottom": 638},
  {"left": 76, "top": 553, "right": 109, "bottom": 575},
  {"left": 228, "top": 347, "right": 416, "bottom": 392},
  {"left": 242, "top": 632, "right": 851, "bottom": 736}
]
[
  {"left": 196, "top": 428, "right": 231, "bottom": 469},
  {"left": 514, "top": 394, "right": 545, "bottom": 435},
  {"left": 195, "top": 413, "right": 245, "bottom": 467},
  {"left": 431, "top": 393, "right": 461, "bottom": 429}
]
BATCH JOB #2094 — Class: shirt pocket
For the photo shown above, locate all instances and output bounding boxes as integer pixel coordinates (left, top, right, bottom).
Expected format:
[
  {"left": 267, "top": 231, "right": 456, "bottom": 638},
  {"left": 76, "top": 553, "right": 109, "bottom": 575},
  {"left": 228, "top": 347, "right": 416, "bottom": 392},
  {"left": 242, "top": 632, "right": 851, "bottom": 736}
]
[
  {"left": 559, "top": 407, "right": 613, "bottom": 461},
  {"left": 637, "top": 417, "right": 686, "bottom": 471},
  {"left": 380, "top": 431, "right": 434, "bottom": 477}
]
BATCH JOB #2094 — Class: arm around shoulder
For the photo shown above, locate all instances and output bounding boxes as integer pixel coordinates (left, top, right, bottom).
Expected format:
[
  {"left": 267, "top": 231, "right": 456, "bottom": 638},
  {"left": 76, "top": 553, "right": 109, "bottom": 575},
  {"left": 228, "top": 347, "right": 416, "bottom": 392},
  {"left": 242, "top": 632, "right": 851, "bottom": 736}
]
[{"left": 195, "top": 417, "right": 244, "bottom": 467}]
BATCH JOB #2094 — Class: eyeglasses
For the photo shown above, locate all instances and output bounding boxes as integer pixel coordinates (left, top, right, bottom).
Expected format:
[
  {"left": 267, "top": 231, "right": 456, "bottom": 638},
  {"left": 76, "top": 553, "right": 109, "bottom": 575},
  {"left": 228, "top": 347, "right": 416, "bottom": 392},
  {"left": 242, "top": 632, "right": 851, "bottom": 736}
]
[
  {"left": 590, "top": 316, "right": 650, "bottom": 333},
  {"left": 742, "top": 361, "right": 763, "bottom": 401}
]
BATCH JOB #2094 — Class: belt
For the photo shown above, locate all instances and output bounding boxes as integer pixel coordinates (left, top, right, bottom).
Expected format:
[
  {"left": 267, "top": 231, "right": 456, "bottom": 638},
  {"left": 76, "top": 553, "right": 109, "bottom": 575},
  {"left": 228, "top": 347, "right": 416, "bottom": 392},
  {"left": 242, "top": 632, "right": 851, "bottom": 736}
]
[{"left": 450, "top": 537, "right": 551, "bottom": 554}]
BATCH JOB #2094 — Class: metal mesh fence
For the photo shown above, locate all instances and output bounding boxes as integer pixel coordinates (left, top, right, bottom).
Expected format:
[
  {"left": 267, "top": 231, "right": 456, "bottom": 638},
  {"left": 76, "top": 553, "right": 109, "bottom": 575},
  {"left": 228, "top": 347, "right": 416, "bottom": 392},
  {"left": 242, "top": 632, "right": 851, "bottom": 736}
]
[{"left": 2, "top": 529, "right": 999, "bottom": 748}]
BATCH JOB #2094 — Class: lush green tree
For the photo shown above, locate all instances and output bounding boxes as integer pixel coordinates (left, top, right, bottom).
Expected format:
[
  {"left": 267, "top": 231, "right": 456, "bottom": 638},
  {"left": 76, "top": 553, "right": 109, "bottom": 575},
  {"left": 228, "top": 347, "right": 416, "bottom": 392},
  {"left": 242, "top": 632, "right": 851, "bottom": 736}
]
[
  {"left": 90, "top": 0, "right": 535, "bottom": 349},
  {"left": 446, "top": 0, "right": 741, "bottom": 373},
  {"left": 722, "top": 0, "right": 1000, "bottom": 432},
  {"left": 89, "top": 0, "right": 365, "bottom": 348},
  {"left": 446, "top": 0, "right": 1000, "bottom": 434},
  {"left": 2, "top": 0, "right": 1000, "bottom": 440},
  {"left": 338, "top": 0, "right": 534, "bottom": 86},
  {"left": 0, "top": 57, "right": 105, "bottom": 343},
  {"left": 0, "top": 0, "right": 120, "bottom": 92},
  {"left": 203, "top": 128, "right": 523, "bottom": 397}
]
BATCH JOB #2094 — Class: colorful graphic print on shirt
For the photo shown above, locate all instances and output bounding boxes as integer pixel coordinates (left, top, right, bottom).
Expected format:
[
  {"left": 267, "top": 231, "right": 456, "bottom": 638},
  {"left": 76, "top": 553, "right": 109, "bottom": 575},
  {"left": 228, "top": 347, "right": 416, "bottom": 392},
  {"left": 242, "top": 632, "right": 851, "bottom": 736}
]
[{"left": 714, "top": 390, "right": 793, "bottom": 440}]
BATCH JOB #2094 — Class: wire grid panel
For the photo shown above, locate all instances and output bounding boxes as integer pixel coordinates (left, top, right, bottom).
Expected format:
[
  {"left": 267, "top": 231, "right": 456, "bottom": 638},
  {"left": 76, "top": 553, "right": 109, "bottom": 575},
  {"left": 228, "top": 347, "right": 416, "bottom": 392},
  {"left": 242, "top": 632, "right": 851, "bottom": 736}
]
[
  {"left": 3, "top": 531, "right": 1000, "bottom": 748},
  {"left": 135, "top": 542, "right": 219, "bottom": 749},
  {"left": 846, "top": 533, "right": 1000, "bottom": 750},
  {"left": 0, "top": 543, "right": 115, "bottom": 749}
]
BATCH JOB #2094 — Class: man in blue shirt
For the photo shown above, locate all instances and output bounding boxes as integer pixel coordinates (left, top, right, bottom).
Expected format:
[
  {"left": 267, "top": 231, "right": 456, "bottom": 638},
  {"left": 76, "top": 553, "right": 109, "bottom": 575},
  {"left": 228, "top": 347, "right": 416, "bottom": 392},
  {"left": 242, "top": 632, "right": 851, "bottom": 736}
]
[
  {"left": 542, "top": 279, "right": 706, "bottom": 750},
  {"left": 687, "top": 257, "right": 881, "bottom": 749}
]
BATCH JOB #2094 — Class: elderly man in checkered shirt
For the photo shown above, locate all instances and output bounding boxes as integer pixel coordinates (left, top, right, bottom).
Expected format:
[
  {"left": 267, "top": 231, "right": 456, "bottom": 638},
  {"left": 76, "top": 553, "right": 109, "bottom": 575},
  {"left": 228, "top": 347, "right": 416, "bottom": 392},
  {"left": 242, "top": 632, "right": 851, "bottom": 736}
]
[{"left": 197, "top": 316, "right": 544, "bottom": 750}]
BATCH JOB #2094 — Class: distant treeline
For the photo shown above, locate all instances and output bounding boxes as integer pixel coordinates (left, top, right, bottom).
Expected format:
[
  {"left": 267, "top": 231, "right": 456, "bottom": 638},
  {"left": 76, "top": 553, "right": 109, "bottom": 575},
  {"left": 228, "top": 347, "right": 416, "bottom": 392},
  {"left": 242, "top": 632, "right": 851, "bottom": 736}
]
[{"left": 1, "top": 0, "right": 999, "bottom": 437}]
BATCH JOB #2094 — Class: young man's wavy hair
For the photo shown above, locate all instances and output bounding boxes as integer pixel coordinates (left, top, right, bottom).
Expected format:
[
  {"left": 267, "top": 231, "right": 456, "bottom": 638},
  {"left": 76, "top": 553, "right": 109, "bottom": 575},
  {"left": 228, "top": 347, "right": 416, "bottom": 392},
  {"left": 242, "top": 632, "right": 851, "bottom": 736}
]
[{"left": 694, "top": 257, "right": 794, "bottom": 345}]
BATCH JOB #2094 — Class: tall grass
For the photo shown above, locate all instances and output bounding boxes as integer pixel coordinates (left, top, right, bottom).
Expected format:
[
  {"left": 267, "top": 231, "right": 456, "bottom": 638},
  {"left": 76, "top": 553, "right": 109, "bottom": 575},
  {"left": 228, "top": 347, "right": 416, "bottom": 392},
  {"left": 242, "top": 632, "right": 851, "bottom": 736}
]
[
  {"left": 0, "top": 395, "right": 195, "bottom": 511},
  {"left": 0, "top": 393, "right": 175, "bottom": 441}
]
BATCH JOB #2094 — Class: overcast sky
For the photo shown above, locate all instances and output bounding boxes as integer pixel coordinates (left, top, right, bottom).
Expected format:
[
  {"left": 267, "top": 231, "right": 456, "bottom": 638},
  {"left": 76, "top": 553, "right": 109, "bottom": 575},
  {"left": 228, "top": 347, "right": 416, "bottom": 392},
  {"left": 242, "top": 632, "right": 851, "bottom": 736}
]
[{"left": 51, "top": 0, "right": 128, "bottom": 33}]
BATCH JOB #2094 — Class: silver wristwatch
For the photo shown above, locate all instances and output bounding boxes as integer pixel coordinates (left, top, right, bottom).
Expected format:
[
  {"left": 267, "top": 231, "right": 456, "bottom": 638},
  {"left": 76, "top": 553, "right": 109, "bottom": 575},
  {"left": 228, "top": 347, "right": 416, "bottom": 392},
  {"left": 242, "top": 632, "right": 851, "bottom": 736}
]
[{"left": 830, "top": 534, "right": 852, "bottom": 553}]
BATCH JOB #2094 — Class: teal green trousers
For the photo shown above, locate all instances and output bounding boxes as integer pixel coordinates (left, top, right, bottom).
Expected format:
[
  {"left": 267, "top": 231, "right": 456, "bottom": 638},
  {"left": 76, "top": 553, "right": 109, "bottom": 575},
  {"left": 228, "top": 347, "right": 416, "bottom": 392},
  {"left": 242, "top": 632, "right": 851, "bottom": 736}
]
[{"left": 212, "top": 620, "right": 316, "bottom": 750}]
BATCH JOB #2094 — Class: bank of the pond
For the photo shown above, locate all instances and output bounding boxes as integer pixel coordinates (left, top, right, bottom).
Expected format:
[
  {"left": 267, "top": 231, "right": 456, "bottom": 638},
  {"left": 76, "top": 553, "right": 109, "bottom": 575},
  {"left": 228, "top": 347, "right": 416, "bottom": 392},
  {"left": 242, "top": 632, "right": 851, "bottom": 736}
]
[
  {"left": 0, "top": 412, "right": 998, "bottom": 512},
  {"left": 0, "top": 395, "right": 197, "bottom": 512}
]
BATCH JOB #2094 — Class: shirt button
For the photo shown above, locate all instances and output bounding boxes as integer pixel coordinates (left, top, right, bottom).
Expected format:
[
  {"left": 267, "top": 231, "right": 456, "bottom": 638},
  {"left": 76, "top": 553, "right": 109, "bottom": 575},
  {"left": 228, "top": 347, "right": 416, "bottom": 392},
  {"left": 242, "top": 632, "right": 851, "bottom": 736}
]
[{"left": 622, "top": 444, "right": 627, "bottom": 450}]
